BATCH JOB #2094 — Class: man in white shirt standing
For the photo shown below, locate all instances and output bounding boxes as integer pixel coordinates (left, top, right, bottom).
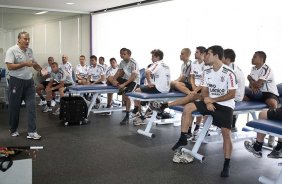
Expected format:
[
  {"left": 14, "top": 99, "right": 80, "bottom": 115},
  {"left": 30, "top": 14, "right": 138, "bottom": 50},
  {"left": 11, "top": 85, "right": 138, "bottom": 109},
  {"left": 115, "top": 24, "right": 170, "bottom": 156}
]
[
  {"left": 5, "top": 31, "right": 43, "bottom": 139},
  {"left": 75, "top": 55, "right": 89, "bottom": 85},
  {"left": 222, "top": 49, "right": 245, "bottom": 132},
  {"left": 171, "top": 46, "right": 237, "bottom": 177}
]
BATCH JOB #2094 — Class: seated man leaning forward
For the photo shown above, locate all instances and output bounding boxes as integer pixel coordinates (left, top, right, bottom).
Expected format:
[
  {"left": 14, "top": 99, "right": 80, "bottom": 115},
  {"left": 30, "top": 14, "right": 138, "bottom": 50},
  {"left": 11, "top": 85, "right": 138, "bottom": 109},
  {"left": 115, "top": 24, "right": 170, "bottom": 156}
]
[
  {"left": 244, "top": 107, "right": 282, "bottom": 158},
  {"left": 42, "top": 62, "right": 74, "bottom": 113},
  {"left": 170, "top": 45, "right": 237, "bottom": 177},
  {"left": 108, "top": 48, "right": 140, "bottom": 125},
  {"left": 132, "top": 49, "right": 171, "bottom": 126}
]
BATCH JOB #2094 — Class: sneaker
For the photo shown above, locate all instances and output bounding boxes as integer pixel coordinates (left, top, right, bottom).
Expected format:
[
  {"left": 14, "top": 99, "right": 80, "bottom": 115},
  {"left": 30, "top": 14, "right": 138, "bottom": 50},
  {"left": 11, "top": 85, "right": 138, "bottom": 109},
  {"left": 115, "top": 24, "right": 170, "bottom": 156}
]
[
  {"left": 103, "top": 111, "right": 112, "bottom": 116},
  {"left": 10, "top": 131, "right": 19, "bottom": 137},
  {"left": 149, "top": 101, "right": 163, "bottom": 113},
  {"left": 133, "top": 117, "right": 146, "bottom": 126},
  {"left": 244, "top": 140, "right": 262, "bottom": 158},
  {"left": 267, "top": 148, "right": 282, "bottom": 158},
  {"left": 94, "top": 98, "right": 101, "bottom": 109},
  {"left": 130, "top": 112, "right": 141, "bottom": 120},
  {"left": 50, "top": 100, "right": 56, "bottom": 107},
  {"left": 52, "top": 108, "right": 60, "bottom": 115},
  {"left": 172, "top": 150, "right": 194, "bottom": 163},
  {"left": 144, "top": 108, "right": 153, "bottom": 118},
  {"left": 27, "top": 132, "right": 41, "bottom": 140},
  {"left": 191, "top": 129, "right": 199, "bottom": 142},
  {"left": 268, "top": 135, "right": 275, "bottom": 147},
  {"left": 120, "top": 116, "right": 129, "bottom": 125},
  {"left": 42, "top": 105, "right": 52, "bottom": 113},
  {"left": 187, "top": 133, "right": 193, "bottom": 141},
  {"left": 38, "top": 100, "right": 47, "bottom": 106}
]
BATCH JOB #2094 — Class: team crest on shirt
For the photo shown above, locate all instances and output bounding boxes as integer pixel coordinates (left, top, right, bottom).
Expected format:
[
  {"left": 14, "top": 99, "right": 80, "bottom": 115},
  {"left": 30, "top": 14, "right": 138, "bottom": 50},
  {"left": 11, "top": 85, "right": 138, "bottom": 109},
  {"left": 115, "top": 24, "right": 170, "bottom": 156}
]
[{"left": 221, "top": 76, "right": 225, "bottom": 82}]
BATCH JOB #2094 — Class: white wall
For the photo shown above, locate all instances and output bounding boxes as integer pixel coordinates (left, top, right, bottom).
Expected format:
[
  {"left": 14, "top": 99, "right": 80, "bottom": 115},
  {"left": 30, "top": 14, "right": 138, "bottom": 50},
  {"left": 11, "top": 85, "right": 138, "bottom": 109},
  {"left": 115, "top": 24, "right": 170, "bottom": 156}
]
[
  {"left": 1, "top": 15, "right": 90, "bottom": 76},
  {"left": 91, "top": 0, "right": 282, "bottom": 84}
]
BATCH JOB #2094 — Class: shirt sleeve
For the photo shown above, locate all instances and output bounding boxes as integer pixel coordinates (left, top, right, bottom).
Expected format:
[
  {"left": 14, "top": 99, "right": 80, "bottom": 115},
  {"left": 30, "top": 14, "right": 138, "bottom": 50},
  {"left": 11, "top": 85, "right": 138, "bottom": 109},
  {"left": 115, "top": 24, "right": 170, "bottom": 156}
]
[
  {"left": 227, "top": 72, "right": 238, "bottom": 90},
  {"left": 4, "top": 48, "right": 15, "bottom": 64},
  {"left": 118, "top": 61, "right": 124, "bottom": 70},
  {"left": 258, "top": 67, "right": 271, "bottom": 81},
  {"left": 131, "top": 62, "right": 138, "bottom": 74}
]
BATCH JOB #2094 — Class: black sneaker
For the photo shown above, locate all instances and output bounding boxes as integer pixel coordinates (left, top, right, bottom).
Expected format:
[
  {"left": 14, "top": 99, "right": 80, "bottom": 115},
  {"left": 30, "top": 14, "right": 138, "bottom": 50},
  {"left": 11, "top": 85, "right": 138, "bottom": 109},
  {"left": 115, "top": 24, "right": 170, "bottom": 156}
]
[
  {"left": 244, "top": 140, "right": 262, "bottom": 158},
  {"left": 267, "top": 148, "right": 282, "bottom": 158},
  {"left": 221, "top": 165, "right": 230, "bottom": 177},
  {"left": 120, "top": 116, "right": 129, "bottom": 125},
  {"left": 149, "top": 102, "right": 163, "bottom": 113}
]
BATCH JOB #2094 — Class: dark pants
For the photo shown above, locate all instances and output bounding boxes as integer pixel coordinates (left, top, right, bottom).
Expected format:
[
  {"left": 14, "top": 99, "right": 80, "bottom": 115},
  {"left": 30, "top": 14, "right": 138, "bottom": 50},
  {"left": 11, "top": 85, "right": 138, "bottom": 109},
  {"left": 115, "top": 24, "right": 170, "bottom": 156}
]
[{"left": 8, "top": 76, "right": 37, "bottom": 133}]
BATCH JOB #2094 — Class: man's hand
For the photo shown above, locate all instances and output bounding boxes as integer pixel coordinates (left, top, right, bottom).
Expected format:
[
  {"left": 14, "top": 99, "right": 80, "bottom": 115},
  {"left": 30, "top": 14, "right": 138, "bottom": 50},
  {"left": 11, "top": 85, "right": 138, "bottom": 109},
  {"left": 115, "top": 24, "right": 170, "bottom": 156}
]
[
  {"left": 45, "top": 86, "right": 52, "bottom": 92},
  {"left": 204, "top": 97, "right": 215, "bottom": 104},
  {"left": 118, "top": 83, "right": 125, "bottom": 89},
  {"left": 206, "top": 103, "right": 216, "bottom": 111},
  {"left": 147, "top": 82, "right": 155, "bottom": 88},
  {"left": 25, "top": 61, "right": 34, "bottom": 67}
]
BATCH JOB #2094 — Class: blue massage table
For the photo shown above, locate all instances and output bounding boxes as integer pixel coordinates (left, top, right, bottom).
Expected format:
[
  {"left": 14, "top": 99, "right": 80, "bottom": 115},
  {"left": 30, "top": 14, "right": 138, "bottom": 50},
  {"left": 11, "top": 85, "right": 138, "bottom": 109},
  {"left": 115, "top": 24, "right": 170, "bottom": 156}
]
[
  {"left": 247, "top": 119, "right": 282, "bottom": 184},
  {"left": 67, "top": 84, "right": 125, "bottom": 117},
  {"left": 126, "top": 91, "right": 186, "bottom": 137}
]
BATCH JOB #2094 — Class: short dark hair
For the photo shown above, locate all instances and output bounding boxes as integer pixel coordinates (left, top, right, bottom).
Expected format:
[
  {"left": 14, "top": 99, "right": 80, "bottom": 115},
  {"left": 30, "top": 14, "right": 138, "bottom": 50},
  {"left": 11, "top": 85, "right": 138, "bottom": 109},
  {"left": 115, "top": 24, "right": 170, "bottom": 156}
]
[
  {"left": 90, "top": 55, "right": 97, "bottom": 60},
  {"left": 99, "top": 57, "right": 105, "bottom": 61},
  {"left": 151, "top": 49, "right": 164, "bottom": 60},
  {"left": 125, "top": 49, "right": 131, "bottom": 56},
  {"left": 51, "top": 62, "right": 58, "bottom": 67},
  {"left": 120, "top": 48, "right": 127, "bottom": 53},
  {"left": 255, "top": 51, "right": 267, "bottom": 63},
  {"left": 48, "top": 57, "right": 54, "bottom": 61},
  {"left": 196, "top": 46, "right": 206, "bottom": 54},
  {"left": 80, "top": 55, "right": 85, "bottom": 59},
  {"left": 18, "top": 31, "right": 29, "bottom": 39},
  {"left": 207, "top": 45, "right": 224, "bottom": 60},
  {"left": 110, "top": 58, "right": 116, "bottom": 62},
  {"left": 224, "top": 49, "right": 236, "bottom": 62}
]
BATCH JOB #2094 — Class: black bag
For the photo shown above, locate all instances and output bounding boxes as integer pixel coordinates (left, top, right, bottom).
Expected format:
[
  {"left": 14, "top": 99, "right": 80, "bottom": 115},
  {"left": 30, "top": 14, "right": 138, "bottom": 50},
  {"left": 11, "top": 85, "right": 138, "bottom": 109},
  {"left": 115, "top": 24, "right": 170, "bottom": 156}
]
[{"left": 59, "top": 96, "right": 88, "bottom": 125}]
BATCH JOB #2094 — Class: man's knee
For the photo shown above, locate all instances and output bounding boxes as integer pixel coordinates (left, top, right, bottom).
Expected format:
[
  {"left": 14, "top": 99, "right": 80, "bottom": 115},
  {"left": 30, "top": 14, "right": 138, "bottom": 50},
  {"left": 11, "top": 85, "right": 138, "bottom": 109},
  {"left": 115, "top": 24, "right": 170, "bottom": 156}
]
[
  {"left": 221, "top": 128, "right": 231, "bottom": 138},
  {"left": 183, "top": 103, "right": 196, "bottom": 114},
  {"left": 266, "top": 99, "right": 278, "bottom": 108},
  {"left": 259, "top": 110, "right": 268, "bottom": 119}
]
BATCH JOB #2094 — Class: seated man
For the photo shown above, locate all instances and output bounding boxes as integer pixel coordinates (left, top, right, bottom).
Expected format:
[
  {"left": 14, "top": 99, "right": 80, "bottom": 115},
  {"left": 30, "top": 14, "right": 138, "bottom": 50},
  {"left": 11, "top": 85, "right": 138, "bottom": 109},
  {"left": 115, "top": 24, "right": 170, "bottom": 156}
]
[
  {"left": 75, "top": 55, "right": 89, "bottom": 85},
  {"left": 244, "top": 51, "right": 279, "bottom": 146},
  {"left": 36, "top": 57, "right": 56, "bottom": 107},
  {"left": 169, "top": 46, "right": 237, "bottom": 177},
  {"left": 222, "top": 49, "right": 245, "bottom": 132},
  {"left": 244, "top": 107, "right": 282, "bottom": 158},
  {"left": 99, "top": 56, "right": 108, "bottom": 72},
  {"left": 132, "top": 49, "right": 170, "bottom": 126},
  {"left": 87, "top": 55, "right": 105, "bottom": 85},
  {"left": 170, "top": 48, "right": 192, "bottom": 95},
  {"left": 42, "top": 62, "right": 74, "bottom": 113},
  {"left": 108, "top": 48, "right": 140, "bottom": 125}
]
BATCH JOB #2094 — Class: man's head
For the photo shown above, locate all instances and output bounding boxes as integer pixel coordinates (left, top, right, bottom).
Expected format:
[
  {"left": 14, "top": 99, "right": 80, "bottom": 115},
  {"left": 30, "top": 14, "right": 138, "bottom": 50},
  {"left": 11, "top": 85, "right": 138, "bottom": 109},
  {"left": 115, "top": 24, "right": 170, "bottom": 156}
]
[
  {"left": 110, "top": 58, "right": 117, "bottom": 68},
  {"left": 90, "top": 55, "right": 97, "bottom": 66},
  {"left": 180, "top": 48, "right": 191, "bottom": 62},
  {"left": 121, "top": 49, "right": 131, "bottom": 61},
  {"left": 252, "top": 51, "right": 266, "bottom": 65},
  {"left": 51, "top": 62, "right": 59, "bottom": 72},
  {"left": 17, "top": 31, "right": 30, "bottom": 50},
  {"left": 120, "top": 48, "right": 127, "bottom": 60},
  {"left": 205, "top": 45, "right": 224, "bottom": 66},
  {"left": 79, "top": 55, "right": 86, "bottom": 66},
  {"left": 151, "top": 49, "right": 164, "bottom": 62},
  {"left": 62, "top": 54, "right": 68, "bottom": 64},
  {"left": 48, "top": 57, "right": 54, "bottom": 66},
  {"left": 195, "top": 46, "right": 206, "bottom": 60},
  {"left": 222, "top": 49, "right": 236, "bottom": 65},
  {"left": 99, "top": 57, "right": 105, "bottom": 65}
]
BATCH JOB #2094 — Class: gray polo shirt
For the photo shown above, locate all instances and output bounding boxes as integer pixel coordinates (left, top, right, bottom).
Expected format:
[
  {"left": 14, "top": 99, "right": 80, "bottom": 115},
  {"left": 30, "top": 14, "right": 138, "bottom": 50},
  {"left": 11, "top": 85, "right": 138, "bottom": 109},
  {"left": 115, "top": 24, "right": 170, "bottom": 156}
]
[
  {"left": 50, "top": 68, "right": 74, "bottom": 84},
  {"left": 5, "top": 44, "right": 34, "bottom": 80},
  {"left": 119, "top": 58, "right": 140, "bottom": 84}
]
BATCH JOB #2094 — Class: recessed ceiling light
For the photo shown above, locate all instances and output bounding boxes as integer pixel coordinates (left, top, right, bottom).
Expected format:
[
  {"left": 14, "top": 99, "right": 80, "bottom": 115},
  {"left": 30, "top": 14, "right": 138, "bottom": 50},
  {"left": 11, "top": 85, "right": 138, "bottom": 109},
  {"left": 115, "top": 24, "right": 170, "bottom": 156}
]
[
  {"left": 35, "top": 11, "right": 48, "bottom": 15},
  {"left": 66, "top": 2, "right": 75, "bottom": 5}
]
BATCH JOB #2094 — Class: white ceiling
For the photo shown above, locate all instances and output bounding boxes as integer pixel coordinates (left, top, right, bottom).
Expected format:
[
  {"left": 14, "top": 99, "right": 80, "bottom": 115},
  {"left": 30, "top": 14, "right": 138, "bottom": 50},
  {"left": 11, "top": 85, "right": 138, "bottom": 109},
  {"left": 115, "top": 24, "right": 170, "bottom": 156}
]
[{"left": 0, "top": 0, "right": 144, "bottom": 13}]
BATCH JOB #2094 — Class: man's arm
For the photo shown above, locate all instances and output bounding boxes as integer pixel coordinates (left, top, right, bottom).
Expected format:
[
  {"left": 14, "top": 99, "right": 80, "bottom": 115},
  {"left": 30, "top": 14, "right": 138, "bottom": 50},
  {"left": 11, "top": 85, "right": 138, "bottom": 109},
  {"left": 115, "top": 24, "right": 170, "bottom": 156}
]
[
  {"left": 94, "top": 74, "right": 106, "bottom": 84},
  {"left": 205, "top": 89, "right": 236, "bottom": 104},
  {"left": 113, "top": 69, "right": 124, "bottom": 81},
  {"left": 121, "top": 72, "right": 137, "bottom": 86},
  {"left": 6, "top": 61, "right": 34, "bottom": 70},
  {"left": 33, "top": 62, "right": 42, "bottom": 72}
]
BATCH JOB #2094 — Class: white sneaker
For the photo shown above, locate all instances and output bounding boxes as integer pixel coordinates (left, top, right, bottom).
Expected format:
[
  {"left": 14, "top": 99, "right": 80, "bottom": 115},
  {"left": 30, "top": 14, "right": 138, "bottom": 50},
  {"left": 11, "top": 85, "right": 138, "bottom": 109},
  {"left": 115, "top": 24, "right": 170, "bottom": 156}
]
[
  {"left": 38, "top": 100, "right": 47, "bottom": 106},
  {"left": 133, "top": 117, "right": 146, "bottom": 126},
  {"left": 51, "top": 100, "right": 56, "bottom": 107},
  {"left": 172, "top": 150, "right": 194, "bottom": 163},
  {"left": 11, "top": 131, "right": 19, "bottom": 137},
  {"left": 52, "top": 108, "right": 60, "bottom": 115},
  {"left": 27, "top": 132, "right": 41, "bottom": 140},
  {"left": 42, "top": 105, "right": 52, "bottom": 113}
]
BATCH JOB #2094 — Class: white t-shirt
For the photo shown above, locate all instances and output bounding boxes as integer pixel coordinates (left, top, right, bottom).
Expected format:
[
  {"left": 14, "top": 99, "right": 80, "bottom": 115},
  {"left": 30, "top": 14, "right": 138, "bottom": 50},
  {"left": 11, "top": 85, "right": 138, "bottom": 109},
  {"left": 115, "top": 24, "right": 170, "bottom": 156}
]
[
  {"left": 148, "top": 60, "right": 171, "bottom": 93},
  {"left": 100, "top": 64, "right": 108, "bottom": 72},
  {"left": 75, "top": 64, "right": 89, "bottom": 79},
  {"left": 190, "top": 60, "right": 205, "bottom": 86},
  {"left": 228, "top": 63, "right": 245, "bottom": 102},
  {"left": 4, "top": 44, "right": 34, "bottom": 80},
  {"left": 62, "top": 62, "right": 73, "bottom": 79},
  {"left": 180, "top": 60, "right": 192, "bottom": 83},
  {"left": 106, "top": 66, "right": 118, "bottom": 78},
  {"left": 249, "top": 64, "right": 278, "bottom": 96},
  {"left": 119, "top": 58, "right": 140, "bottom": 84},
  {"left": 202, "top": 64, "right": 238, "bottom": 109},
  {"left": 45, "top": 66, "right": 52, "bottom": 81},
  {"left": 50, "top": 68, "right": 73, "bottom": 84},
  {"left": 88, "top": 64, "right": 105, "bottom": 83}
]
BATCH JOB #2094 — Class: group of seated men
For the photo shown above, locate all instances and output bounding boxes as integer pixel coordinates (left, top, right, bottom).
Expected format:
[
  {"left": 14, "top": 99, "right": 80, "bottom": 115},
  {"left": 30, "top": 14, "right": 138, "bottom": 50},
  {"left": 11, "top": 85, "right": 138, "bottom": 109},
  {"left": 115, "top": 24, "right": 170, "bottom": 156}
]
[{"left": 36, "top": 45, "right": 281, "bottom": 178}]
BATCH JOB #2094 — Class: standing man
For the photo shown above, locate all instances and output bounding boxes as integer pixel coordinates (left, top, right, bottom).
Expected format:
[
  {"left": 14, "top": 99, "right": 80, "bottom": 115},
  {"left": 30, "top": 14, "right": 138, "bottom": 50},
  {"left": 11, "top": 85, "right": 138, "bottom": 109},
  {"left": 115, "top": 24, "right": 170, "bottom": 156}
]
[
  {"left": 171, "top": 46, "right": 237, "bottom": 177},
  {"left": 75, "top": 55, "right": 89, "bottom": 85},
  {"left": 5, "top": 31, "right": 42, "bottom": 139}
]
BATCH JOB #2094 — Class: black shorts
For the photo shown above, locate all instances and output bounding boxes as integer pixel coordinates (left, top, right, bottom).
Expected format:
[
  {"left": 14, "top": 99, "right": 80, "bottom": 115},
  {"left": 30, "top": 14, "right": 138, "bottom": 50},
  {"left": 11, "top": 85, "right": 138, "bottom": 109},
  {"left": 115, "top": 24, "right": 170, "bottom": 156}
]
[
  {"left": 90, "top": 81, "right": 103, "bottom": 84},
  {"left": 117, "top": 77, "right": 139, "bottom": 92},
  {"left": 267, "top": 107, "right": 282, "bottom": 121},
  {"left": 245, "top": 87, "right": 279, "bottom": 103},
  {"left": 41, "top": 81, "right": 49, "bottom": 88},
  {"left": 194, "top": 101, "right": 233, "bottom": 129},
  {"left": 51, "top": 83, "right": 72, "bottom": 92},
  {"left": 139, "top": 85, "right": 161, "bottom": 94}
]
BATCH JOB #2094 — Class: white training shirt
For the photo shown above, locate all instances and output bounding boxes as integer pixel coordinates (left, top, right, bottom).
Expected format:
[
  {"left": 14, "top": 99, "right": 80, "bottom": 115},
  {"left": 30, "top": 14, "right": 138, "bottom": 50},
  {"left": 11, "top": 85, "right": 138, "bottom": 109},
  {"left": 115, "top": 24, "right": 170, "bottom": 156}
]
[
  {"left": 62, "top": 62, "right": 73, "bottom": 77},
  {"left": 4, "top": 44, "right": 34, "bottom": 80},
  {"left": 106, "top": 66, "right": 118, "bottom": 78},
  {"left": 88, "top": 64, "right": 105, "bottom": 83},
  {"left": 45, "top": 66, "right": 52, "bottom": 81},
  {"left": 100, "top": 64, "right": 108, "bottom": 72},
  {"left": 228, "top": 63, "right": 245, "bottom": 102},
  {"left": 180, "top": 60, "right": 192, "bottom": 83},
  {"left": 75, "top": 64, "right": 89, "bottom": 79},
  {"left": 249, "top": 64, "right": 279, "bottom": 96},
  {"left": 202, "top": 64, "right": 238, "bottom": 109},
  {"left": 190, "top": 60, "right": 205, "bottom": 87},
  {"left": 147, "top": 60, "right": 171, "bottom": 93},
  {"left": 119, "top": 58, "right": 140, "bottom": 84},
  {"left": 50, "top": 68, "right": 73, "bottom": 84}
]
